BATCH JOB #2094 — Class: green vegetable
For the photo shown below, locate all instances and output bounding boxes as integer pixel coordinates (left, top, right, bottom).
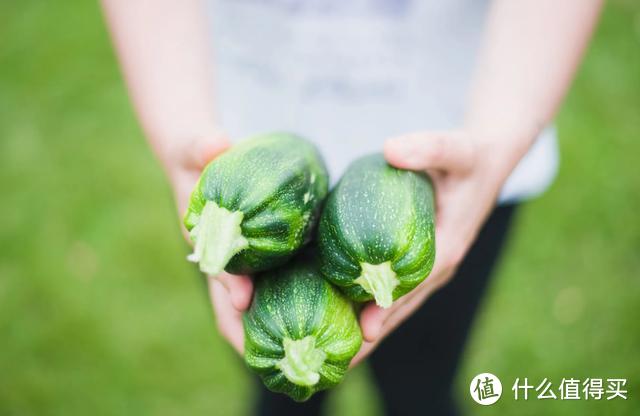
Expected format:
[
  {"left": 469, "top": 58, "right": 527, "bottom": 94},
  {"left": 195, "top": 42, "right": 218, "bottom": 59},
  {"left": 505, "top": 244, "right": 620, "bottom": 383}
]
[
  {"left": 318, "top": 154, "right": 436, "bottom": 308},
  {"left": 184, "top": 133, "right": 328, "bottom": 276},
  {"left": 243, "top": 257, "right": 362, "bottom": 402}
]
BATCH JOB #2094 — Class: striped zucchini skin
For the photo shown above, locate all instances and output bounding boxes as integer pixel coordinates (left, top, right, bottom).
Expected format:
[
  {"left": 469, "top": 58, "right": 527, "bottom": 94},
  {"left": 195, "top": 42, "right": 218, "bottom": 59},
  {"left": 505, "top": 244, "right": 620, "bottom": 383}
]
[
  {"left": 243, "top": 258, "right": 362, "bottom": 402},
  {"left": 184, "top": 133, "right": 328, "bottom": 275},
  {"left": 318, "top": 154, "right": 435, "bottom": 307}
]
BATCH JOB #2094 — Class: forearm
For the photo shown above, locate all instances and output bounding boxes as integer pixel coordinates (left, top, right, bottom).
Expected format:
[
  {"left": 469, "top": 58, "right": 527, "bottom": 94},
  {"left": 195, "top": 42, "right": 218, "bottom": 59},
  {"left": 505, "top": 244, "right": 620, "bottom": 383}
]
[
  {"left": 101, "top": 0, "right": 222, "bottom": 171},
  {"left": 466, "top": 0, "right": 602, "bottom": 169}
]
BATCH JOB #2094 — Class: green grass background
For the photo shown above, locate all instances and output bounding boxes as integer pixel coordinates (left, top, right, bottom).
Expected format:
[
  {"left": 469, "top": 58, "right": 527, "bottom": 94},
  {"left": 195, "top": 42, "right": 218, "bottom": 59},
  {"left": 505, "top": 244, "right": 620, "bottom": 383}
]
[{"left": 1, "top": 1, "right": 638, "bottom": 415}]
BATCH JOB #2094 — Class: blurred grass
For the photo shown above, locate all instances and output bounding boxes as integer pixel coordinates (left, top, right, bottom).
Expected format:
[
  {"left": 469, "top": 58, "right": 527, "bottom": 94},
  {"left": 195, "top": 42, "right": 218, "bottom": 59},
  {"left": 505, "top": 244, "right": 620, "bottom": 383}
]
[{"left": 0, "top": 0, "right": 638, "bottom": 415}]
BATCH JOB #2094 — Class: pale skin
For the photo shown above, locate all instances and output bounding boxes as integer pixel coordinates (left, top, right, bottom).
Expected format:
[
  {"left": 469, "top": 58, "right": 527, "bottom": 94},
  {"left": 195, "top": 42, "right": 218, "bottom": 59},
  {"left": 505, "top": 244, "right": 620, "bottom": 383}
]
[{"left": 102, "top": 0, "right": 602, "bottom": 363}]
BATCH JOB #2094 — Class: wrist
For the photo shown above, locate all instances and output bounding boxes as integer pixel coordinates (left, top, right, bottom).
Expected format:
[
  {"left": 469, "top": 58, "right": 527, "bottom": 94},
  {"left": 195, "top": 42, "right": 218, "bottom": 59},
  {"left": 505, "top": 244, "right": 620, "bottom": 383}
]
[{"left": 465, "top": 121, "right": 541, "bottom": 182}]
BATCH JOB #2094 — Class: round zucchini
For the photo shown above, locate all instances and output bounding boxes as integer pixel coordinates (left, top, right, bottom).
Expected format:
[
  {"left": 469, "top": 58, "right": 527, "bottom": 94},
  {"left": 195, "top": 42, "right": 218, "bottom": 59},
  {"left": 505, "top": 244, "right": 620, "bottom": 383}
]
[
  {"left": 184, "top": 132, "right": 328, "bottom": 276},
  {"left": 243, "top": 258, "right": 362, "bottom": 402},
  {"left": 318, "top": 154, "right": 436, "bottom": 308}
]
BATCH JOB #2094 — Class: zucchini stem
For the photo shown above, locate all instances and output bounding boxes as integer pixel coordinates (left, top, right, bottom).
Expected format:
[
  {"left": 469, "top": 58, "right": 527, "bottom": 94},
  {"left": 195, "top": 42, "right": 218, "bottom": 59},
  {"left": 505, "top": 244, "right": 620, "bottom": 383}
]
[
  {"left": 187, "top": 201, "right": 249, "bottom": 275},
  {"left": 355, "top": 261, "right": 399, "bottom": 308},
  {"left": 277, "top": 336, "right": 326, "bottom": 387}
]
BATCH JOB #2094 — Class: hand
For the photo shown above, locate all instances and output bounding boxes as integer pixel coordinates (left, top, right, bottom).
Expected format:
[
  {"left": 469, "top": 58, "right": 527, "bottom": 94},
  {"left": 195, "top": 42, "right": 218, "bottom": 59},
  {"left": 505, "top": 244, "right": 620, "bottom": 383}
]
[
  {"left": 159, "top": 132, "right": 252, "bottom": 355},
  {"left": 351, "top": 128, "right": 531, "bottom": 366}
]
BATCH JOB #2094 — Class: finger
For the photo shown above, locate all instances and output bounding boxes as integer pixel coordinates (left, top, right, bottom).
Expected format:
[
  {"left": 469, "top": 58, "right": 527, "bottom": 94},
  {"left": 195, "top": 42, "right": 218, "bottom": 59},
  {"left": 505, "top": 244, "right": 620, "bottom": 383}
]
[
  {"left": 432, "top": 180, "right": 488, "bottom": 272},
  {"left": 172, "top": 132, "right": 230, "bottom": 225},
  {"left": 368, "top": 270, "right": 447, "bottom": 342},
  {"left": 355, "top": 289, "right": 429, "bottom": 366},
  {"left": 370, "top": 286, "right": 434, "bottom": 347},
  {"left": 359, "top": 302, "right": 389, "bottom": 342},
  {"left": 359, "top": 277, "right": 434, "bottom": 343},
  {"left": 175, "top": 171, "right": 202, "bottom": 219},
  {"left": 209, "top": 279, "right": 245, "bottom": 354},
  {"left": 384, "top": 131, "right": 474, "bottom": 173},
  {"left": 350, "top": 340, "right": 378, "bottom": 368},
  {"left": 214, "top": 273, "right": 254, "bottom": 311}
]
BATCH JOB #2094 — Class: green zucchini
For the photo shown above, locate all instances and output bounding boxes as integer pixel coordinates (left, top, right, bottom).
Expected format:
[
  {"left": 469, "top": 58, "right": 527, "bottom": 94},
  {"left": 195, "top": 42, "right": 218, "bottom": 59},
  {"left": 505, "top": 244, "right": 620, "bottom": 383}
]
[
  {"left": 243, "top": 257, "right": 362, "bottom": 402},
  {"left": 184, "top": 133, "right": 328, "bottom": 276},
  {"left": 318, "top": 154, "right": 436, "bottom": 308}
]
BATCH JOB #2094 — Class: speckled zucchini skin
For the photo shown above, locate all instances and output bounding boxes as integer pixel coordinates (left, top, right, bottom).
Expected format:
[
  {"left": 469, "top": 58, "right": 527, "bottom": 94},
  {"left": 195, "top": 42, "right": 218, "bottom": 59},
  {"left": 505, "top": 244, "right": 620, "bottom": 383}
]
[
  {"left": 184, "top": 133, "right": 328, "bottom": 275},
  {"left": 318, "top": 154, "right": 436, "bottom": 304},
  {"left": 243, "top": 258, "right": 362, "bottom": 402}
]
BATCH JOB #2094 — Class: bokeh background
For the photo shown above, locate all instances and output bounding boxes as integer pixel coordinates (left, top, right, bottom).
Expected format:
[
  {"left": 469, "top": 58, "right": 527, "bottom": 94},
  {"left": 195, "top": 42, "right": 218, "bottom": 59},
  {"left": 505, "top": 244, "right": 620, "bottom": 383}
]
[{"left": 1, "top": 0, "right": 639, "bottom": 415}]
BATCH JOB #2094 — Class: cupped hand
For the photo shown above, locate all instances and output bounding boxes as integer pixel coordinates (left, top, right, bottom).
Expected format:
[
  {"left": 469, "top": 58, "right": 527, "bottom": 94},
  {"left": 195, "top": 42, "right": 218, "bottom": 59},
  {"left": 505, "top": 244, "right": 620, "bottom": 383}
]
[
  {"left": 161, "top": 132, "right": 252, "bottom": 355},
  {"left": 351, "top": 129, "right": 528, "bottom": 366}
]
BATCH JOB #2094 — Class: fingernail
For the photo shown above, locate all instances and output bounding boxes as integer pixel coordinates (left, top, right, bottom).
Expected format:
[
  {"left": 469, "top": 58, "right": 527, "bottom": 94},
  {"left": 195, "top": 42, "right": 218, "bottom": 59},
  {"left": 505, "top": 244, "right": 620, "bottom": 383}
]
[{"left": 366, "top": 320, "right": 382, "bottom": 342}]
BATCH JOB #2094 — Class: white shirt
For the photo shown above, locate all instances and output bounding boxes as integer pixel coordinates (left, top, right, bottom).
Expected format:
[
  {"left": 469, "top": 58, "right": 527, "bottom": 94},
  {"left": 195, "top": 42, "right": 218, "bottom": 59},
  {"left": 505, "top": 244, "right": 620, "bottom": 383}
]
[{"left": 208, "top": 0, "right": 559, "bottom": 203}]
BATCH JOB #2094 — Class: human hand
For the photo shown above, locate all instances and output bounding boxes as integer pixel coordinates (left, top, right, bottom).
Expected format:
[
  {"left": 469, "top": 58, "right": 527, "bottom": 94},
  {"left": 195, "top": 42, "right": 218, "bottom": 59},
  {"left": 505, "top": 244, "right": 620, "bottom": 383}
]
[
  {"left": 351, "top": 128, "right": 532, "bottom": 366},
  {"left": 159, "top": 132, "right": 252, "bottom": 355}
]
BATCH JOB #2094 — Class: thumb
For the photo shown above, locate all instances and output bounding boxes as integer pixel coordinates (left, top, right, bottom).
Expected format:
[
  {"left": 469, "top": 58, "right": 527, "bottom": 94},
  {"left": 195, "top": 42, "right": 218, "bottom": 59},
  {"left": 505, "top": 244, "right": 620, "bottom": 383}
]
[
  {"left": 212, "top": 272, "right": 253, "bottom": 311},
  {"left": 359, "top": 303, "right": 389, "bottom": 342},
  {"left": 171, "top": 131, "right": 230, "bottom": 220},
  {"left": 181, "top": 131, "right": 230, "bottom": 170},
  {"left": 384, "top": 131, "right": 474, "bottom": 173}
]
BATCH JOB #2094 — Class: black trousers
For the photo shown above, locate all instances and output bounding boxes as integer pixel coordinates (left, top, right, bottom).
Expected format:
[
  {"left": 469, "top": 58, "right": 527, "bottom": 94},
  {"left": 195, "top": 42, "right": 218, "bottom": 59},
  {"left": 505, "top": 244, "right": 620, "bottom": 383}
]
[{"left": 254, "top": 204, "right": 518, "bottom": 416}]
